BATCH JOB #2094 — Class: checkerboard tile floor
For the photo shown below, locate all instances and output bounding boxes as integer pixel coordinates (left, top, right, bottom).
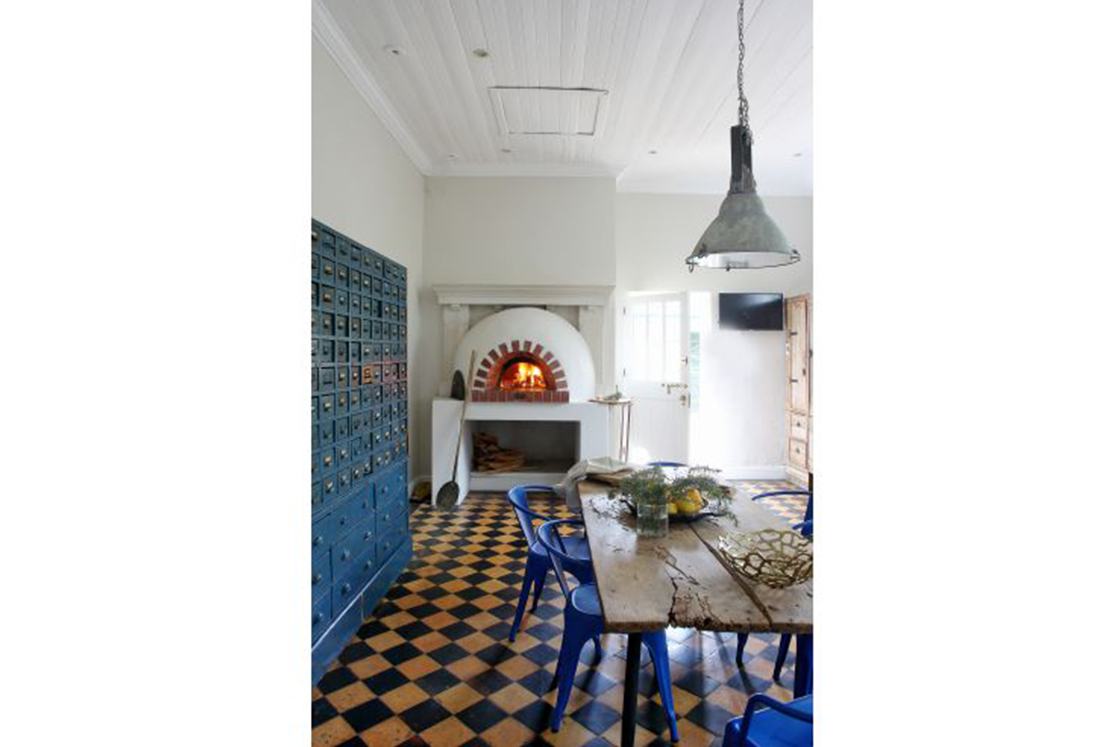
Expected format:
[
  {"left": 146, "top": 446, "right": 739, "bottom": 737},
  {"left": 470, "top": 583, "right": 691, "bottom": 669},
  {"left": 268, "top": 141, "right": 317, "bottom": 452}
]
[{"left": 312, "top": 482, "right": 809, "bottom": 747}]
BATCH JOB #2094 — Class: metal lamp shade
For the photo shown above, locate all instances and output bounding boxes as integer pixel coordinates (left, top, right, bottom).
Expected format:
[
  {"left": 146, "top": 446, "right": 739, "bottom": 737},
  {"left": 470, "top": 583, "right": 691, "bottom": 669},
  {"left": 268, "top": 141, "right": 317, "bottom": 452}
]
[{"left": 687, "top": 126, "right": 800, "bottom": 270}]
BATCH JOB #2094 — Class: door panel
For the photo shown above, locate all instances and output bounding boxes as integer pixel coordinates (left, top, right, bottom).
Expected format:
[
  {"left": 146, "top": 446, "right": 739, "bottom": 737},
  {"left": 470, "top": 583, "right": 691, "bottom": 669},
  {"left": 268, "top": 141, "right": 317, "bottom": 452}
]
[{"left": 624, "top": 293, "right": 690, "bottom": 465}]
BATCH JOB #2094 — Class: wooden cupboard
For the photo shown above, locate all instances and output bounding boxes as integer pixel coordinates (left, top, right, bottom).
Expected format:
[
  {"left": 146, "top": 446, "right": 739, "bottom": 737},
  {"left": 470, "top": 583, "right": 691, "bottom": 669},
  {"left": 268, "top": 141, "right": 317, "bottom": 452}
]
[{"left": 785, "top": 294, "right": 812, "bottom": 487}]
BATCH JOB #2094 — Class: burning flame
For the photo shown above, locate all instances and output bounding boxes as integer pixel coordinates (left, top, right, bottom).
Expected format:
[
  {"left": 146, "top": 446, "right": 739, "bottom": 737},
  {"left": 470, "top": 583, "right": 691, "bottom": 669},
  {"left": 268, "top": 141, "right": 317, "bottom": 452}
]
[{"left": 500, "top": 360, "right": 547, "bottom": 390}]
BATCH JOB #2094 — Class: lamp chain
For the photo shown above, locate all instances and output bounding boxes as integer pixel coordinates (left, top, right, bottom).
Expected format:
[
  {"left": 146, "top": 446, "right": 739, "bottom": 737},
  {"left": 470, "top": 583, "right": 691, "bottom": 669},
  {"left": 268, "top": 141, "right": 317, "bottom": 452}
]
[{"left": 738, "top": 0, "right": 752, "bottom": 145}]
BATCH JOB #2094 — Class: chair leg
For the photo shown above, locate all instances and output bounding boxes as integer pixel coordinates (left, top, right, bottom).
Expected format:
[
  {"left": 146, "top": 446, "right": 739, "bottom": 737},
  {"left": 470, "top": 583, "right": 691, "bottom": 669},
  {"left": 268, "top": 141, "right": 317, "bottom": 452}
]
[
  {"left": 551, "top": 615, "right": 599, "bottom": 732},
  {"left": 641, "top": 631, "right": 680, "bottom": 743},
  {"left": 592, "top": 635, "right": 603, "bottom": 661},
  {"left": 772, "top": 633, "right": 791, "bottom": 680},
  {"left": 736, "top": 633, "right": 748, "bottom": 666},
  {"left": 510, "top": 556, "right": 547, "bottom": 643},
  {"left": 530, "top": 569, "right": 547, "bottom": 612}
]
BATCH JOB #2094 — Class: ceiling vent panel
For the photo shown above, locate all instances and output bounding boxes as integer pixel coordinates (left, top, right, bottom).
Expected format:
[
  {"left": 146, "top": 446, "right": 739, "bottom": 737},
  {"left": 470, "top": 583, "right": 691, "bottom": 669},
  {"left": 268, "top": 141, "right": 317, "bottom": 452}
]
[{"left": 488, "top": 87, "right": 607, "bottom": 136}]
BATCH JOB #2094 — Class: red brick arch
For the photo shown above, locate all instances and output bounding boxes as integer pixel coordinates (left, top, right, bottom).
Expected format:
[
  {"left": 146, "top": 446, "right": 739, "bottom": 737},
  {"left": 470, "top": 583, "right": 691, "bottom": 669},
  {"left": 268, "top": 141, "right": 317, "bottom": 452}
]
[{"left": 471, "top": 339, "right": 569, "bottom": 402}]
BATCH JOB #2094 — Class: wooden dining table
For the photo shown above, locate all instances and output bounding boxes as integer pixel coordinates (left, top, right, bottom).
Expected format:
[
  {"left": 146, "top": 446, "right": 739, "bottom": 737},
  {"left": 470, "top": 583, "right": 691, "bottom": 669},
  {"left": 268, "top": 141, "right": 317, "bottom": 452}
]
[{"left": 577, "top": 480, "right": 813, "bottom": 747}]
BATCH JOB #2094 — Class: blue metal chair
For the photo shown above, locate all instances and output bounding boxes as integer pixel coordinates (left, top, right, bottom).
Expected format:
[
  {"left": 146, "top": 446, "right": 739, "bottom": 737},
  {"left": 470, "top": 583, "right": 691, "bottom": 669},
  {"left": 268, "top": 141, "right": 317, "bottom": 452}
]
[
  {"left": 506, "top": 485, "right": 592, "bottom": 643},
  {"left": 537, "top": 519, "right": 680, "bottom": 741},
  {"left": 736, "top": 490, "right": 813, "bottom": 682},
  {"left": 721, "top": 693, "right": 812, "bottom": 747}
]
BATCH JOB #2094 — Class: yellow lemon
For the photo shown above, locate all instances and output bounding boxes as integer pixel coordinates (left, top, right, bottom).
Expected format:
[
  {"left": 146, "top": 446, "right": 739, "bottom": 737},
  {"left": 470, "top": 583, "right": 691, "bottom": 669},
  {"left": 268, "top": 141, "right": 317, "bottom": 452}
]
[
  {"left": 678, "top": 500, "right": 701, "bottom": 516},
  {"left": 668, "top": 502, "right": 678, "bottom": 516},
  {"left": 686, "top": 488, "right": 703, "bottom": 504}
]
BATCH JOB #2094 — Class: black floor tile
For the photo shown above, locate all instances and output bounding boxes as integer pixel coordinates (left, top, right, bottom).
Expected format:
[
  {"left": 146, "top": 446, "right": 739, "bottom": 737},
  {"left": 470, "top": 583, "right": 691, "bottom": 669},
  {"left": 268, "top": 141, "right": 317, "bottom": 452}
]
[
  {"left": 316, "top": 667, "right": 358, "bottom": 694},
  {"left": 341, "top": 698, "right": 394, "bottom": 732}
]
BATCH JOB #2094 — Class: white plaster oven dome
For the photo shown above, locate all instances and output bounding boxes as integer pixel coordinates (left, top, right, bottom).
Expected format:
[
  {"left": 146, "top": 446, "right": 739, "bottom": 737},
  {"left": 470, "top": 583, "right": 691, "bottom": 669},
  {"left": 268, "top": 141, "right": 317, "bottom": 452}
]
[{"left": 452, "top": 307, "right": 596, "bottom": 401}]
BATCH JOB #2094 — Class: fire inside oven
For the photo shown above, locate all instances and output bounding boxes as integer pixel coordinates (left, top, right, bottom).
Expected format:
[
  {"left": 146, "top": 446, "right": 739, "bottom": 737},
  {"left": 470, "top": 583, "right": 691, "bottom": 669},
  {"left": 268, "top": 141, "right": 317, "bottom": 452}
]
[{"left": 497, "top": 356, "right": 550, "bottom": 391}]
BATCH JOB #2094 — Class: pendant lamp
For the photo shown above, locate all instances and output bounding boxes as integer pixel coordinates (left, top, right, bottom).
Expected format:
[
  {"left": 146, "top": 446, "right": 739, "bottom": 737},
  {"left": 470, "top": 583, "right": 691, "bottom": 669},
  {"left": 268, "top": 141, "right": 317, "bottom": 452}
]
[{"left": 686, "top": 0, "right": 799, "bottom": 271}]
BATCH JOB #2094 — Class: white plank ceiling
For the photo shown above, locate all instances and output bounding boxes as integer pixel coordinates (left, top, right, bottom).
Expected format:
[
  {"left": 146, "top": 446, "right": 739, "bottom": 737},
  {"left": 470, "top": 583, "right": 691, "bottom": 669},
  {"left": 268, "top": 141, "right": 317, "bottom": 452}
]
[{"left": 314, "top": 0, "right": 812, "bottom": 195}]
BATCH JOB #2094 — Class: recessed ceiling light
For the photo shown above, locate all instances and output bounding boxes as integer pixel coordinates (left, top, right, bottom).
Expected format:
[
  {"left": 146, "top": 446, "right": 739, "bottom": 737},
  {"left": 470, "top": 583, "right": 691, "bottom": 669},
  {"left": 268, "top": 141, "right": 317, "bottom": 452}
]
[
  {"left": 648, "top": 149, "right": 658, "bottom": 155},
  {"left": 792, "top": 152, "right": 803, "bottom": 157},
  {"left": 500, "top": 148, "right": 512, "bottom": 153},
  {"left": 383, "top": 45, "right": 403, "bottom": 57},
  {"left": 472, "top": 48, "right": 489, "bottom": 58},
  {"left": 447, "top": 154, "right": 457, "bottom": 160}
]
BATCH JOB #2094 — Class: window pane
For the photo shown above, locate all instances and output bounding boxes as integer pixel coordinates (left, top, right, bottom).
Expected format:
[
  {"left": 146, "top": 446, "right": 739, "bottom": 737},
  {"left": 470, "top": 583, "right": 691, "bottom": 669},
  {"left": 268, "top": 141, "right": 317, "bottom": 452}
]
[
  {"left": 664, "top": 300, "right": 681, "bottom": 383},
  {"left": 648, "top": 301, "right": 664, "bottom": 382},
  {"left": 629, "top": 302, "right": 648, "bottom": 381}
]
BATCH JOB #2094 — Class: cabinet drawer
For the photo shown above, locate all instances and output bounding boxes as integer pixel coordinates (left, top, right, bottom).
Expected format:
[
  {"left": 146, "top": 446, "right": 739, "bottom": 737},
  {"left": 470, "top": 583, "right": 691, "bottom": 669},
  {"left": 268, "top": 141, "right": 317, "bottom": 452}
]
[
  {"left": 377, "top": 524, "right": 408, "bottom": 568},
  {"left": 378, "top": 499, "right": 402, "bottom": 529},
  {"left": 789, "top": 438, "right": 809, "bottom": 470},
  {"left": 788, "top": 411, "right": 809, "bottom": 442},
  {"left": 312, "top": 550, "right": 331, "bottom": 601},
  {"left": 332, "top": 522, "right": 367, "bottom": 579},
  {"left": 333, "top": 571, "right": 362, "bottom": 614},
  {"left": 312, "top": 513, "right": 334, "bottom": 559},
  {"left": 312, "top": 592, "right": 332, "bottom": 643},
  {"left": 333, "top": 492, "right": 367, "bottom": 536},
  {"left": 355, "top": 543, "right": 379, "bottom": 579},
  {"left": 348, "top": 513, "right": 379, "bottom": 557}
]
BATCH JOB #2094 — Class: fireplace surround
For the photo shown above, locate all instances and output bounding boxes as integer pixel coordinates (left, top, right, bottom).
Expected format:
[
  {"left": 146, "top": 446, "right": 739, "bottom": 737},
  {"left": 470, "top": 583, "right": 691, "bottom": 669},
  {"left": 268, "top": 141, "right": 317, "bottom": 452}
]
[{"left": 431, "top": 285, "right": 612, "bottom": 504}]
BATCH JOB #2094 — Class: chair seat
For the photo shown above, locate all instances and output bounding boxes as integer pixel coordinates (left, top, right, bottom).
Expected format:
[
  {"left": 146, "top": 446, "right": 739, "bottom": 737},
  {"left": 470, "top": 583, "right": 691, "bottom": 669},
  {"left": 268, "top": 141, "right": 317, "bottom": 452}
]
[
  {"left": 569, "top": 583, "right": 602, "bottom": 617},
  {"left": 723, "top": 696, "right": 813, "bottom": 747}
]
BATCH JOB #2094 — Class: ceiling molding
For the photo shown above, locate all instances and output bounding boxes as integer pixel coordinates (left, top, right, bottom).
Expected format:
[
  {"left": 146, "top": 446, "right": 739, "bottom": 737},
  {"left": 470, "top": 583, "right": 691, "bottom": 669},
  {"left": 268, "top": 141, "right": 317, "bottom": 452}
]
[
  {"left": 434, "top": 284, "right": 613, "bottom": 307},
  {"left": 312, "top": 0, "right": 433, "bottom": 174},
  {"left": 430, "top": 162, "right": 625, "bottom": 179}
]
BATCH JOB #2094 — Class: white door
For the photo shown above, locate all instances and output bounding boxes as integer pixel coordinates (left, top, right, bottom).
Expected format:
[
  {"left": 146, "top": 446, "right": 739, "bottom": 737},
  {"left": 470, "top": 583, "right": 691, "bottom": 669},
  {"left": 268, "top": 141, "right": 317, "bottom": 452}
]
[{"left": 623, "top": 292, "right": 690, "bottom": 465}]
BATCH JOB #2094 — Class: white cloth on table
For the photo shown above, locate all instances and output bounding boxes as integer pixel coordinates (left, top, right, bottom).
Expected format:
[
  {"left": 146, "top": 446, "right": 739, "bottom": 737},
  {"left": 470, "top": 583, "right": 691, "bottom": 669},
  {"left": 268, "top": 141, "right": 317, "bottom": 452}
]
[{"left": 555, "top": 457, "right": 638, "bottom": 511}]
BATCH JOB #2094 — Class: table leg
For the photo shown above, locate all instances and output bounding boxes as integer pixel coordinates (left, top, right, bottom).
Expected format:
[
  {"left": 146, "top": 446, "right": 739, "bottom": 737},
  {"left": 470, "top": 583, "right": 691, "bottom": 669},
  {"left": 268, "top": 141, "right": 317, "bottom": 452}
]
[
  {"left": 621, "top": 632, "right": 641, "bottom": 747},
  {"left": 793, "top": 633, "right": 813, "bottom": 697}
]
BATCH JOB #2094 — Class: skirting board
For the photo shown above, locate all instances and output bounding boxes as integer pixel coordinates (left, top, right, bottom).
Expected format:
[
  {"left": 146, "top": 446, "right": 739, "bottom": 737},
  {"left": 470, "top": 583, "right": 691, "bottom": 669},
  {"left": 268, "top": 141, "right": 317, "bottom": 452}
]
[{"left": 718, "top": 466, "right": 790, "bottom": 481}]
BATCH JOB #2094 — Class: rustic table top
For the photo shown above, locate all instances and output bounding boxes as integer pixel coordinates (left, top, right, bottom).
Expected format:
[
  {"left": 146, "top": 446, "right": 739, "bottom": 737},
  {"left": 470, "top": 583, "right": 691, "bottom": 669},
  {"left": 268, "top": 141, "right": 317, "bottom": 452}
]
[{"left": 577, "top": 480, "right": 812, "bottom": 634}]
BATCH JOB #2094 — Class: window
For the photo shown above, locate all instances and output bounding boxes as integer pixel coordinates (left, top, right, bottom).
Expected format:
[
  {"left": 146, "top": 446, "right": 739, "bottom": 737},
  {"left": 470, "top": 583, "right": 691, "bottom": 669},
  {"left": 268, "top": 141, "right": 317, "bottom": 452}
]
[{"left": 626, "top": 296, "right": 682, "bottom": 383}]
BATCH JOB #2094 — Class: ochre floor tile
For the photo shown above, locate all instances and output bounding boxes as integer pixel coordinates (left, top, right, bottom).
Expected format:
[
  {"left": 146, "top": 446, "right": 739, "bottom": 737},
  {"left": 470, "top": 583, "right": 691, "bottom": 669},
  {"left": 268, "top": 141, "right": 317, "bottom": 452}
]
[
  {"left": 380, "top": 682, "right": 429, "bottom": 713},
  {"left": 434, "top": 682, "right": 485, "bottom": 713},
  {"left": 479, "top": 717, "right": 535, "bottom": 746},
  {"left": 360, "top": 716, "right": 413, "bottom": 746},
  {"left": 347, "top": 654, "right": 391, "bottom": 680},
  {"left": 420, "top": 716, "right": 476, "bottom": 747},
  {"left": 324, "top": 681, "right": 374, "bottom": 711},
  {"left": 312, "top": 717, "right": 357, "bottom": 747}
]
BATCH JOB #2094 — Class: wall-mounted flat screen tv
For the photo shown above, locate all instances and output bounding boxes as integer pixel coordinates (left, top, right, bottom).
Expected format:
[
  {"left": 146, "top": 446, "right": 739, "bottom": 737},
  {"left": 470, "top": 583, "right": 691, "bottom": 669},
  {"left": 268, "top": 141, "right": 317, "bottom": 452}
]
[{"left": 718, "top": 293, "right": 784, "bottom": 331}]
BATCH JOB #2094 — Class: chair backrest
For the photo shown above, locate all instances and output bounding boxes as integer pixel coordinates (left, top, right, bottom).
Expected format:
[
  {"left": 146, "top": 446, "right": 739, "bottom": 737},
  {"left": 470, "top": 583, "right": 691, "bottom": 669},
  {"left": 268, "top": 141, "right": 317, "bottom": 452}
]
[
  {"left": 507, "top": 484, "right": 555, "bottom": 547},
  {"left": 648, "top": 461, "right": 686, "bottom": 467},
  {"left": 752, "top": 489, "right": 813, "bottom": 536},
  {"left": 536, "top": 518, "right": 593, "bottom": 601},
  {"left": 738, "top": 693, "right": 813, "bottom": 747}
]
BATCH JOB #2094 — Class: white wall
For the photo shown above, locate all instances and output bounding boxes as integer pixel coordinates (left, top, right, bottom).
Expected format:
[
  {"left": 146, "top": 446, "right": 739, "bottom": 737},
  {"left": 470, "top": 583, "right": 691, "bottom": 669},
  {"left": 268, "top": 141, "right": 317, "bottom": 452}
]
[
  {"left": 312, "top": 36, "right": 426, "bottom": 480},
  {"left": 416, "top": 176, "right": 616, "bottom": 478},
  {"left": 422, "top": 177, "right": 615, "bottom": 284},
  {"left": 615, "top": 193, "right": 813, "bottom": 475}
]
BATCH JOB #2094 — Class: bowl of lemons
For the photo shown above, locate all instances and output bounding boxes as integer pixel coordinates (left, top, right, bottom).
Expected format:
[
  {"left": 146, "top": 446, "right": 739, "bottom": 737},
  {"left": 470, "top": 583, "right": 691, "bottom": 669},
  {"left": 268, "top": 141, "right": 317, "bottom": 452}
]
[
  {"left": 617, "top": 465, "right": 731, "bottom": 525},
  {"left": 666, "top": 487, "right": 712, "bottom": 522}
]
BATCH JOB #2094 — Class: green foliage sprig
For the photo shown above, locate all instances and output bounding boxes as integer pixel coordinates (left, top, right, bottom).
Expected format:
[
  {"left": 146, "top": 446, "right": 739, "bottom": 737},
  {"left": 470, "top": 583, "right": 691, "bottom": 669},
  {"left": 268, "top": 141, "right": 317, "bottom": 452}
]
[
  {"left": 618, "top": 466, "right": 669, "bottom": 506},
  {"left": 617, "top": 465, "right": 735, "bottom": 515}
]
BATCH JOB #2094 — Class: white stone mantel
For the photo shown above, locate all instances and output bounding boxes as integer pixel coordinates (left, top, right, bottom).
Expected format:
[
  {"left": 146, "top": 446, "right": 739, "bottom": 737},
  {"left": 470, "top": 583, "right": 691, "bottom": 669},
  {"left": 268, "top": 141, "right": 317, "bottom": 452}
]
[{"left": 434, "top": 283, "right": 613, "bottom": 308}]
